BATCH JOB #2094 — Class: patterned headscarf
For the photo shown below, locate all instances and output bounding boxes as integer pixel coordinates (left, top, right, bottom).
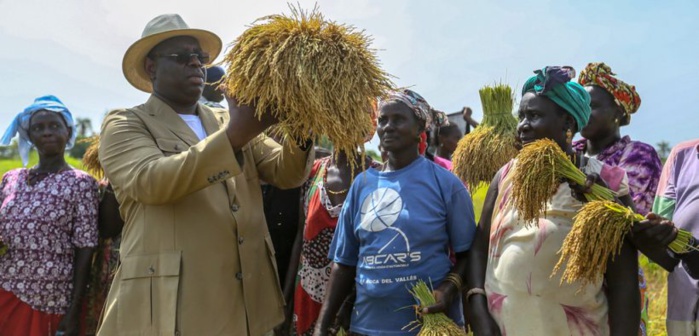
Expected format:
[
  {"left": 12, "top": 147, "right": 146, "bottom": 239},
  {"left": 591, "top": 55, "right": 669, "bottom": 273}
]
[
  {"left": 378, "top": 89, "right": 448, "bottom": 130},
  {"left": 578, "top": 62, "right": 641, "bottom": 124},
  {"left": 0, "top": 95, "right": 76, "bottom": 167},
  {"left": 522, "top": 66, "right": 591, "bottom": 131}
]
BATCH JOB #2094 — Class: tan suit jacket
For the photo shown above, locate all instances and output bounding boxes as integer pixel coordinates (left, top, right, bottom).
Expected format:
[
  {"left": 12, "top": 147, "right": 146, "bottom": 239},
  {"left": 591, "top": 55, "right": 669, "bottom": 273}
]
[{"left": 97, "top": 96, "right": 313, "bottom": 335}]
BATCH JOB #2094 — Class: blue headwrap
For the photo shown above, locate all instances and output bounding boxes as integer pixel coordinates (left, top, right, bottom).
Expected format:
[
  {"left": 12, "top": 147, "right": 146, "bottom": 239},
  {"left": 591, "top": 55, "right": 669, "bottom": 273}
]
[
  {"left": 522, "top": 66, "right": 591, "bottom": 131},
  {"left": 0, "top": 95, "right": 76, "bottom": 167}
]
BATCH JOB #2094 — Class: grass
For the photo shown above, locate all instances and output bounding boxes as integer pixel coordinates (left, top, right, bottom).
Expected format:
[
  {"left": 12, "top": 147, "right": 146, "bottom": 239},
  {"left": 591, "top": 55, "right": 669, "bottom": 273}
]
[
  {"left": 0, "top": 152, "right": 84, "bottom": 174},
  {"left": 642, "top": 256, "right": 668, "bottom": 336}
]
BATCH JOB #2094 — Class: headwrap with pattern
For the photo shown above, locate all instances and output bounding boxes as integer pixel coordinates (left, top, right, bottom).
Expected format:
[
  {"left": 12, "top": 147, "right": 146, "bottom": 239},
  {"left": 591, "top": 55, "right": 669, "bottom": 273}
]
[
  {"left": 378, "top": 89, "right": 448, "bottom": 130},
  {"left": 578, "top": 62, "right": 641, "bottom": 124},
  {"left": 522, "top": 66, "right": 591, "bottom": 131},
  {"left": 0, "top": 95, "right": 76, "bottom": 167}
]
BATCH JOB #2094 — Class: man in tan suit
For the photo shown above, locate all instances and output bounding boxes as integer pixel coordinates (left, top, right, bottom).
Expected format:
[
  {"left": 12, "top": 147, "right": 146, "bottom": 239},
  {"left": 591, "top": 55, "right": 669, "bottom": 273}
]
[{"left": 97, "top": 14, "right": 313, "bottom": 335}]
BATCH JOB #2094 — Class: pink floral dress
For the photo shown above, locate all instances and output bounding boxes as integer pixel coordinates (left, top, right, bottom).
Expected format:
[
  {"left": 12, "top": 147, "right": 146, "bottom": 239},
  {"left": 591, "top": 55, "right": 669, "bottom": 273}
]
[
  {"left": 485, "top": 158, "right": 629, "bottom": 336},
  {"left": 0, "top": 168, "right": 98, "bottom": 314}
]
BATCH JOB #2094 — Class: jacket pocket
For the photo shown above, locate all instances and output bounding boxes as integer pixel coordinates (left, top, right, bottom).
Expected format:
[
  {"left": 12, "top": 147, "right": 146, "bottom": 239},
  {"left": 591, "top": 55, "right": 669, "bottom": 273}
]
[
  {"left": 264, "top": 235, "right": 285, "bottom": 306},
  {"left": 155, "top": 138, "right": 187, "bottom": 156},
  {"left": 117, "top": 251, "right": 182, "bottom": 334}
]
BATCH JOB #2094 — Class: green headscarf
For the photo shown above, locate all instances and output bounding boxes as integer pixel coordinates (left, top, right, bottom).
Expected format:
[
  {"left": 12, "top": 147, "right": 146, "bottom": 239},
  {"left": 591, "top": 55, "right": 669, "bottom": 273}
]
[{"left": 522, "top": 66, "right": 591, "bottom": 131}]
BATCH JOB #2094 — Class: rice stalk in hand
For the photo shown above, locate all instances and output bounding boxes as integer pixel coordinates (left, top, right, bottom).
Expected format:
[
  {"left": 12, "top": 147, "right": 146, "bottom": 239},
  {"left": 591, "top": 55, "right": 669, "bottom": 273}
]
[
  {"left": 552, "top": 201, "right": 640, "bottom": 289},
  {"left": 510, "top": 139, "right": 615, "bottom": 225},
  {"left": 221, "top": 5, "right": 393, "bottom": 171},
  {"left": 403, "top": 280, "right": 466, "bottom": 336},
  {"left": 452, "top": 84, "right": 517, "bottom": 190},
  {"left": 669, "top": 229, "right": 699, "bottom": 254}
]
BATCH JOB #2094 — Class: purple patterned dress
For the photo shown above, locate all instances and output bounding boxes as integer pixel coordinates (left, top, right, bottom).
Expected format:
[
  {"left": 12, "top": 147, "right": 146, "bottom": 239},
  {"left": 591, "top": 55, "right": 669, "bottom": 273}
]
[
  {"left": 574, "top": 136, "right": 662, "bottom": 215},
  {"left": 0, "top": 168, "right": 98, "bottom": 314},
  {"left": 574, "top": 136, "right": 662, "bottom": 336}
]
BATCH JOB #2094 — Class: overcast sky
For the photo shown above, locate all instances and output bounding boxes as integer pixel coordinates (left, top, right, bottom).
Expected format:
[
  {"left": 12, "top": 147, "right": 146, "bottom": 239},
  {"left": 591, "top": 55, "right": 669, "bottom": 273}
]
[{"left": 1, "top": 0, "right": 697, "bottom": 153}]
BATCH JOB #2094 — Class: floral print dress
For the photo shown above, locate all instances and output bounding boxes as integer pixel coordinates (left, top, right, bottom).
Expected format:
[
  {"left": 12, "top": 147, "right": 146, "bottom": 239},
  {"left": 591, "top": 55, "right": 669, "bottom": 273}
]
[{"left": 485, "top": 158, "right": 629, "bottom": 336}]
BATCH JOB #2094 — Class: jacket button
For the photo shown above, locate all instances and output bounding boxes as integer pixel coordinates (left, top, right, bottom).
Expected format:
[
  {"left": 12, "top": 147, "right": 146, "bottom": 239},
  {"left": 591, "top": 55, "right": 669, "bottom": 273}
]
[
  {"left": 236, "top": 272, "right": 243, "bottom": 280},
  {"left": 238, "top": 236, "right": 244, "bottom": 244},
  {"left": 230, "top": 204, "right": 240, "bottom": 212}
]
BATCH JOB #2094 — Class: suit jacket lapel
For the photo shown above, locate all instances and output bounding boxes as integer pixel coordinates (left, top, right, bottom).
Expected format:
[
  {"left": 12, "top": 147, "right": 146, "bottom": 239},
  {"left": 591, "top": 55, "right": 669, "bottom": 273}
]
[
  {"left": 198, "top": 105, "right": 225, "bottom": 136},
  {"left": 145, "top": 95, "right": 201, "bottom": 146}
]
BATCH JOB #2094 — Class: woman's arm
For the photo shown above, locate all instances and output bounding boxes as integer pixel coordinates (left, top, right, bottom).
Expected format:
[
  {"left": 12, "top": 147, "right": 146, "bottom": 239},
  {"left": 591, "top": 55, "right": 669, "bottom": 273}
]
[
  {"left": 605, "top": 237, "right": 640, "bottom": 335},
  {"left": 314, "top": 263, "right": 356, "bottom": 336},
  {"left": 58, "top": 247, "right": 94, "bottom": 336},
  {"left": 465, "top": 171, "right": 502, "bottom": 336}
]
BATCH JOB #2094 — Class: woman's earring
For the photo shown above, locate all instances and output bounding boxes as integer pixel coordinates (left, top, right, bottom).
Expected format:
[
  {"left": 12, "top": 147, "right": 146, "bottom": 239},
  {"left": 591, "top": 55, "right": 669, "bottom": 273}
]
[
  {"left": 614, "top": 118, "right": 619, "bottom": 124},
  {"left": 566, "top": 129, "right": 573, "bottom": 144}
]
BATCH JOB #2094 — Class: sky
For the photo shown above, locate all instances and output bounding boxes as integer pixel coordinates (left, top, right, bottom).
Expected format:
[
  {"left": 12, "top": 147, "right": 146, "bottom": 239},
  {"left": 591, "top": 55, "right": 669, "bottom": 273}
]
[{"left": 1, "top": 0, "right": 698, "bottom": 153}]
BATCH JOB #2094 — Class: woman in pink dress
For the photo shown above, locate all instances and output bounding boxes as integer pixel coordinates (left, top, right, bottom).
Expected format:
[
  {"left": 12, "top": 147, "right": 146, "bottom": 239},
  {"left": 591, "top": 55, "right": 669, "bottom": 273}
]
[{"left": 467, "top": 67, "right": 640, "bottom": 336}]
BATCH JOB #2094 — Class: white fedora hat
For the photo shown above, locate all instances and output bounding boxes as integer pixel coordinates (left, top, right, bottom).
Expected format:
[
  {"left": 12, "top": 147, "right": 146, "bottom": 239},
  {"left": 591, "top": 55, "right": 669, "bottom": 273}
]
[{"left": 123, "top": 14, "right": 222, "bottom": 93}]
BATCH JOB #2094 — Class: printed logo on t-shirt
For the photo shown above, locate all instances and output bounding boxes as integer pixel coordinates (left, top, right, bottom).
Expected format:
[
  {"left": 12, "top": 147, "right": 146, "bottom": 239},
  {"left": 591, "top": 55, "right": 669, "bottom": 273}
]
[{"left": 359, "top": 188, "right": 421, "bottom": 269}]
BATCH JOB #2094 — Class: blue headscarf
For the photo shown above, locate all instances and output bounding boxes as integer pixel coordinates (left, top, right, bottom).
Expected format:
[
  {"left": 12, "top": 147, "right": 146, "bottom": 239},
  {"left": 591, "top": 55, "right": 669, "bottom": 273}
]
[
  {"left": 0, "top": 95, "right": 76, "bottom": 167},
  {"left": 522, "top": 66, "right": 591, "bottom": 131}
]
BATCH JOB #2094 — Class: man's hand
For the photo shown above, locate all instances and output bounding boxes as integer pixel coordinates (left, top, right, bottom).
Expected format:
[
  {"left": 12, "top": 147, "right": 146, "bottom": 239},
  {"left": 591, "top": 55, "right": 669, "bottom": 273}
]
[{"left": 225, "top": 96, "right": 279, "bottom": 150}]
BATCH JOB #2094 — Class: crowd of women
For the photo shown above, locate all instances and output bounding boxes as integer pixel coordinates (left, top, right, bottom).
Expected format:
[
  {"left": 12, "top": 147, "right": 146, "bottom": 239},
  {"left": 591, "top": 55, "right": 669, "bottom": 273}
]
[{"left": 0, "top": 42, "right": 698, "bottom": 336}]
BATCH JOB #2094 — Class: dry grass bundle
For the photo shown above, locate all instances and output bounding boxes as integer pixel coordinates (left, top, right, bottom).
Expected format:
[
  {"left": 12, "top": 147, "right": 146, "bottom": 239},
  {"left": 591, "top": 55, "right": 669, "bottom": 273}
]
[
  {"left": 221, "top": 5, "right": 393, "bottom": 170},
  {"left": 403, "top": 280, "right": 467, "bottom": 336},
  {"left": 452, "top": 84, "right": 518, "bottom": 190},
  {"left": 510, "top": 138, "right": 615, "bottom": 225},
  {"left": 80, "top": 136, "right": 103, "bottom": 179},
  {"left": 553, "top": 201, "right": 638, "bottom": 288}
]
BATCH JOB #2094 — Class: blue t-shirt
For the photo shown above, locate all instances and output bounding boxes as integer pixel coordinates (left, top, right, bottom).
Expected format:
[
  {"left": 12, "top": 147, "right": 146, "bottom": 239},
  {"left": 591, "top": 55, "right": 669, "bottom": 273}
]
[{"left": 329, "top": 156, "right": 477, "bottom": 335}]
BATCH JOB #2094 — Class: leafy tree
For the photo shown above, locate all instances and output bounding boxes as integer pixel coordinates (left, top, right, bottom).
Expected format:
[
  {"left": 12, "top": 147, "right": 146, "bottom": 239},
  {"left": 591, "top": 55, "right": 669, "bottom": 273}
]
[
  {"left": 366, "top": 149, "right": 381, "bottom": 161},
  {"left": 657, "top": 141, "right": 671, "bottom": 163},
  {"left": 74, "top": 117, "right": 94, "bottom": 137}
]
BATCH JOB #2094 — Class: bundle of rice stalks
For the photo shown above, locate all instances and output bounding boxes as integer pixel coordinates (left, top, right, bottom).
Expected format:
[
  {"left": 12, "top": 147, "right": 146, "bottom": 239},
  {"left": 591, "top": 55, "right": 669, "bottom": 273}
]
[
  {"left": 452, "top": 84, "right": 518, "bottom": 190},
  {"left": 553, "top": 201, "right": 638, "bottom": 288},
  {"left": 553, "top": 201, "right": 698, "bottom": 288},
  {"left": 510, "top": 138, "right": 615, "bottom": 225},
  {"left": 669, "top": 229, "right": 698, "bottom": 254},
  {"left": 80, "top": 136, "right": 104, "bottom": 179},
  {"left": 221, "top": 5, "right": 393, "bottom": 171},
  {"left": 403, "top": 280, "right": 466, "bottom": 336}
]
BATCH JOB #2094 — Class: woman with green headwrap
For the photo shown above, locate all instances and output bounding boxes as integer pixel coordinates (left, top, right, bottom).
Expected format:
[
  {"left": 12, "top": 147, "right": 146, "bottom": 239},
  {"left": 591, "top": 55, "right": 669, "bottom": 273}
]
[{"left": 465, "top": 67, "right": 640, "bottom": 335}]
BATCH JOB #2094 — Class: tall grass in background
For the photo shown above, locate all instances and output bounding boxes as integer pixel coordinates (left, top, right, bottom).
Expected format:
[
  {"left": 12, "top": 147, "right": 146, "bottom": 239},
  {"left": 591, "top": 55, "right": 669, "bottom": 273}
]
[
  {"left": 642, "top": 256, "right": 669, "bottom": 336},
  {"left": 0, "top": 152, "right": 84, "bottom": 174}
]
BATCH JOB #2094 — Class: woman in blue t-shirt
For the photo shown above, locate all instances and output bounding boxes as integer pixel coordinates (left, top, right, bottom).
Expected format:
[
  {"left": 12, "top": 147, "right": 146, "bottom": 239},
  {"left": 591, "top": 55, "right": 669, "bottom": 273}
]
[{"left": 314, "top": 89, "right": 477, "bottom": 336}]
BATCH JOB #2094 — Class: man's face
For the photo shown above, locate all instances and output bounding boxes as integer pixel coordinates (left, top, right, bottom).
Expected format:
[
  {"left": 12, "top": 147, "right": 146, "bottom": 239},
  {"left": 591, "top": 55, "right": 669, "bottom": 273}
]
[{"left": 146, "top": 36, "right": 208, "bottom": 105}]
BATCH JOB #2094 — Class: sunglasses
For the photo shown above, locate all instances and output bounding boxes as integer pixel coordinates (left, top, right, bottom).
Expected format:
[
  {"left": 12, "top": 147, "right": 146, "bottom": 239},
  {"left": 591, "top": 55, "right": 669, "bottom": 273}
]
[{"left": 155, "top": 51, "right": 210, "bottom": 65}]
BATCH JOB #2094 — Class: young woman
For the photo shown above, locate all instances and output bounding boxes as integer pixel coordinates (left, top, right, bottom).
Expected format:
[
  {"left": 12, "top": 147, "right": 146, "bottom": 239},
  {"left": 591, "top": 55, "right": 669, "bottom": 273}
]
[
  {"left": 315, "top": 89, "right": 477, "bottom": 335},
  {"left": 574, "top": 62, "right": 663, "bottom": 335},
  {"left": 0, "top": 95, "right": 98, "bottom": 336},
  {"left": 287, "top": 150, "right": 379, "bottom": 335},
  {"left": 467, "top": 67, "right": 640, "bottom": 336}
]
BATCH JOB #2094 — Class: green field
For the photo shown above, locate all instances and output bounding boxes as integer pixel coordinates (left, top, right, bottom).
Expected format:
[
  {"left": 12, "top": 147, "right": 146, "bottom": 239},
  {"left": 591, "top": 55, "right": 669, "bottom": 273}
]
[{"left": 0, "top": 153, "right": 84, "bottom": 173}]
